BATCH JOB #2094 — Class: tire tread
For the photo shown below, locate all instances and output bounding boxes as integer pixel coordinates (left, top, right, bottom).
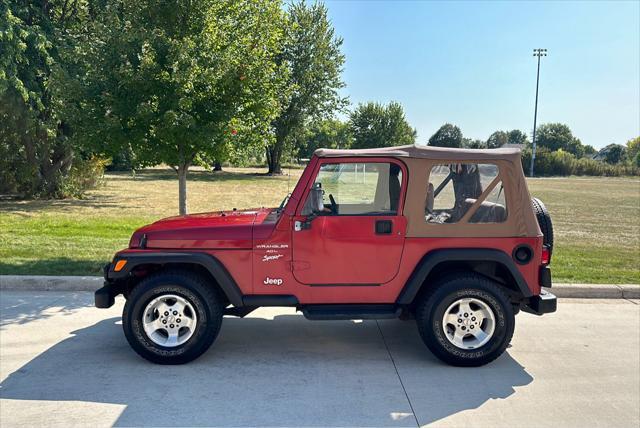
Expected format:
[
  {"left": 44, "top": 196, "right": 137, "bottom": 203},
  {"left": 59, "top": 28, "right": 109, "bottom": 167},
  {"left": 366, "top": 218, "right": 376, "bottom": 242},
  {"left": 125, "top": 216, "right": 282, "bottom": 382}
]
[
  {"left": 123, "top": 269, "right": 224, "bottom": 364},
  {"left": 416, "top": 272, "right": 515, "bottom": 367}
]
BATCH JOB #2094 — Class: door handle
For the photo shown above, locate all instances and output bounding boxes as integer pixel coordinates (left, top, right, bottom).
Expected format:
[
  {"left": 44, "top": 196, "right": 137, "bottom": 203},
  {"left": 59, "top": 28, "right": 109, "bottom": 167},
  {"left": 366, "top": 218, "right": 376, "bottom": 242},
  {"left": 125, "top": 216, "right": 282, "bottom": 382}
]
[{"left": 375, "top": 220, "right": 393, "bottom": 234}]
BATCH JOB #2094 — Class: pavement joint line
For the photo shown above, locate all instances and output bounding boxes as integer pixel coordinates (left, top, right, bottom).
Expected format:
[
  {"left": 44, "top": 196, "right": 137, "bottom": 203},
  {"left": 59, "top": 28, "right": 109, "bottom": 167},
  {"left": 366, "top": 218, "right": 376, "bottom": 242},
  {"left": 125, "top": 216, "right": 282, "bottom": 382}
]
[
  {"left": 0, "top": 275, "right": 639, "bottom": 299},
  {"left": 375, "top": 319, "right": 420, "bottom": 428}
]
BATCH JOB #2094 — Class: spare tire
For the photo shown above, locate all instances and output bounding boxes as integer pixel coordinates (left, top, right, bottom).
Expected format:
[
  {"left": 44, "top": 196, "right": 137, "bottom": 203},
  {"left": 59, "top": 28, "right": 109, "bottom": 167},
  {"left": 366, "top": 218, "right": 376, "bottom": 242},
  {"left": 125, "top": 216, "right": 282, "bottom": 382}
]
[{"left": 531, "top": 197, "right": 554, "bottom": 254}]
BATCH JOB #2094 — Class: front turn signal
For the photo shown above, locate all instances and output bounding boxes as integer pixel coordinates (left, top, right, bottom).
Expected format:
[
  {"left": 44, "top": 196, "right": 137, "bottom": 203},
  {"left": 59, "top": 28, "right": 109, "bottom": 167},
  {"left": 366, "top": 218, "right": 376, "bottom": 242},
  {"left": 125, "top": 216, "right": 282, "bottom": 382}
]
[{"left": 114, "top": 260, "right": 128, "bottom": 272}]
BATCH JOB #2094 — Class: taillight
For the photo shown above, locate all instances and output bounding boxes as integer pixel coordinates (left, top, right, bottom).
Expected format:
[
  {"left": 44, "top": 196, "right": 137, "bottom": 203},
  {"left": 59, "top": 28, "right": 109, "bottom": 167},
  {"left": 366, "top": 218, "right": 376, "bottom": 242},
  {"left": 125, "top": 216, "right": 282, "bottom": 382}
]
[{"left": 541, "top": 246, "right": 551, "bottom": 265}]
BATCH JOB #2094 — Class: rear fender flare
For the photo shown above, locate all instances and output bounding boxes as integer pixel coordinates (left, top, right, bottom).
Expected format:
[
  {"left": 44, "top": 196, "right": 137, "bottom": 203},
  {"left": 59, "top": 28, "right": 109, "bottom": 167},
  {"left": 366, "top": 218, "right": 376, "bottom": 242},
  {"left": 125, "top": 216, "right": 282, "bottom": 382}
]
[
  {"left": 108, "top": 252, "right": 244, "bottom": 307},
  {"left": 396, "top": 248, "right": 533, "bottom": 305}
]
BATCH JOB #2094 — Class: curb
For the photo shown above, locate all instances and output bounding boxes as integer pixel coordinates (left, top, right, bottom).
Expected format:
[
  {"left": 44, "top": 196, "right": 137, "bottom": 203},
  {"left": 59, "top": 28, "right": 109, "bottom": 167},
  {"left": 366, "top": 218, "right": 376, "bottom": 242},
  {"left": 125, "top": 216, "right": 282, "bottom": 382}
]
[
  {"left": 1, "top": 275, "right": 638, "bottom": 299},
  {"left": 0, "top": 275, "right": 104, "bottom": 292},
  {"left": 547, "top": 283, "right": 639, "bottom": 299}
]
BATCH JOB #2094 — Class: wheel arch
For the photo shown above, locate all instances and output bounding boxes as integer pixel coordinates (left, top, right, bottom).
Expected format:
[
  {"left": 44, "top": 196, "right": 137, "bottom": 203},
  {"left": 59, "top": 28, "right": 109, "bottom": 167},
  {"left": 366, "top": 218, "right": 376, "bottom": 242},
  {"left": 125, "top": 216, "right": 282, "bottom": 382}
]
[
  {"left": 396, "top": 248, "right": 533, "bottom": 306},
  {"left": 108, "top": 252, "right": 244, "bottom": 307}
]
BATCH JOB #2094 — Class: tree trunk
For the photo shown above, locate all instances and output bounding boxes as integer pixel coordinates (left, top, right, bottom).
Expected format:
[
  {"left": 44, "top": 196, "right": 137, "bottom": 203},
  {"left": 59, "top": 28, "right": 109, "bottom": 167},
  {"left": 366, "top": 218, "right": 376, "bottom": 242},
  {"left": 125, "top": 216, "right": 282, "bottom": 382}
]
[
  {"left": 267, "top": 139, "right": 284, "bottom": 175},
  {"left": 177, "top": 163, "right": 189, "bottom": 215}
]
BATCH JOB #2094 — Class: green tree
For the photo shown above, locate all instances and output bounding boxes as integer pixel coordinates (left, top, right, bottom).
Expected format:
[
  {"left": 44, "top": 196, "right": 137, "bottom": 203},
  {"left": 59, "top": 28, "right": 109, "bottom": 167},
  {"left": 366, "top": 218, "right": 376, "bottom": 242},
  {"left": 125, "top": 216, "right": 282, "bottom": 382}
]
[
  {"left": 600, "top": 144, "right": 627, "bottom": 164},
  {"left": 462, "top": 138, "right": 486, "bottom": 149},
  {"left": 486, "top": 131, "right": 508, "bottom": 148},
  {"left": 349, "top": 101, "right": 416, "bottom": 149},
  {"left": 0, "top": 0, "right": 93, "bottom": 197},
  {"left": 535, "top": 123, "right": 585, "bottom": 158},
  {"left": 626, "top": 137, "right": 640, "bottom": 163},
  {"left": 428, "top": 123, "right": 463, "bottom": 148},
  {"left": 507, "top": 129, "right": 529, "bottom": 146},
  {"left": 296, "top": 119, "right": 352, "bottom": 158},
  {"left": 267, "top": 1, "right": 347, "bottom": 174},
  {"left": 583, "top": 144, "right": 597, "bottom": 157},
  {"left": 486, "top": 129, "right": 528, "bottom": 149},
  {"left": 70, "top": 0, "right": 284, "bottom": 214}
]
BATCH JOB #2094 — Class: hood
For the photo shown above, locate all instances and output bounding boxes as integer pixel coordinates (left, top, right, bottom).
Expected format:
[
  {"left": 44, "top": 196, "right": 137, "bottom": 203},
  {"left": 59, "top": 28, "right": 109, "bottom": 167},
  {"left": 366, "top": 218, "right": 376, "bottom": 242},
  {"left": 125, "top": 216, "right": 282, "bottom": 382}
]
[{"left": 130, "top": 208, "right": 274, "bottom": 250}]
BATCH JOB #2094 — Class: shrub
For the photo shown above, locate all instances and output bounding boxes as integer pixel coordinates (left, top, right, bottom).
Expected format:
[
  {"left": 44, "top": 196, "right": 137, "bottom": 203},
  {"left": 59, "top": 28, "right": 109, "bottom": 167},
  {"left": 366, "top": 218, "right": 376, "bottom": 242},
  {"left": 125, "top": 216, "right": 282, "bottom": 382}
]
[
  {"left": 521, "top": 148, "right": 639, "bottom": 177},
  {"left": 58, "top": 156, "right": 109, "bottom": 198}
]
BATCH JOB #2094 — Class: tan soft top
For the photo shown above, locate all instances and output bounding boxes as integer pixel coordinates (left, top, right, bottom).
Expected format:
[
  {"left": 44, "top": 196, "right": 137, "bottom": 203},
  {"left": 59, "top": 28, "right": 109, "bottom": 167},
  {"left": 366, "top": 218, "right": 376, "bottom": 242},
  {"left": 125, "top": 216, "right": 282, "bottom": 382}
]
[
  {"left": 314, "top": 144, "right": 522, "bottom": 163},
  {"left": 313, "top": 144, "right": 539, "bottom": 238}
]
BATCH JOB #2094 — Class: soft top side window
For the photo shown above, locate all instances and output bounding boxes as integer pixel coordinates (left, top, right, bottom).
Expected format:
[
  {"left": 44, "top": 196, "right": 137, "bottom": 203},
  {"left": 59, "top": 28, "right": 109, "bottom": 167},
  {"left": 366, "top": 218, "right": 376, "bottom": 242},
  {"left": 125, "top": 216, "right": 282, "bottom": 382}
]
[
  {"left": 302, "top": 162, "right": 403, "bottom": 216},
  {"left": 426, "top": 163, "right": 506, "bottom": 224}
]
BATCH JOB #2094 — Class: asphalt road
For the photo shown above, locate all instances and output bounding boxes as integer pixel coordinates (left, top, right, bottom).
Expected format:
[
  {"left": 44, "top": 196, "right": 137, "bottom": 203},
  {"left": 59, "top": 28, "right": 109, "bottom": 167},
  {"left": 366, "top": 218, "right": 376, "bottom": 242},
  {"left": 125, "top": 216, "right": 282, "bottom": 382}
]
[{"left": 0, "top": 291, "right": 638, "bottom": 427}]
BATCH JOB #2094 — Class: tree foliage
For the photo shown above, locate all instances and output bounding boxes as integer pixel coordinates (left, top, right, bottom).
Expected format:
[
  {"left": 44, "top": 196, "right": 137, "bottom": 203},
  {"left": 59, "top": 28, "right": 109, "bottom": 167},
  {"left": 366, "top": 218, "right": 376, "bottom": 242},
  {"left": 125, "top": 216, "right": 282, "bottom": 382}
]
[
  {"left": 0, "top": 0, "right": 99, "bottom": 197},
  {"left": 486, "top": 129, "right": 528, "bottom": 148},
  {"left": 598, "top": 144, "right": 627, "bottom": 164},
  {"left": 535, "top": 123, "right": 585, "bottom": 158},
  {"left": 522, "top": 147, "right": 638, "bottom": 176},
  {"left": 507, "top": 130, "right": 529, "bottom": 146},
  {"left": 626, "top": 137, "right": 640, "bottom": 167},
  {"left": 462, "top": 138, "right": 486, "bottom": 149},
  {"left": 428, "top": 123, "right": 463, "bottom": 148},
  {"left": 486, "top": 131, "right": 508, "bottom": 148},
  {"left": 267, "top": 1, "right": 347, "bottom": 174},
  {"left": 296, "top": 119, "right": 352, "bottom": 159},
  {"left": 349, "top": 101, "right": 416, "bottom": 149},
  {"left": 67, "top": 0, "right": 285, "bottom": 214}
]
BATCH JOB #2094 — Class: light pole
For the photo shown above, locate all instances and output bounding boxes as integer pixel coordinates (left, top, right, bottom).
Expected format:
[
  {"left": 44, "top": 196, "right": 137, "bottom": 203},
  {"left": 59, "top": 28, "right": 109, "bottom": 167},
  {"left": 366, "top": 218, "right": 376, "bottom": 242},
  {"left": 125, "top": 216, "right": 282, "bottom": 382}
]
[{"left": 530, "top": 48, "right": 547, "bottom": 177}]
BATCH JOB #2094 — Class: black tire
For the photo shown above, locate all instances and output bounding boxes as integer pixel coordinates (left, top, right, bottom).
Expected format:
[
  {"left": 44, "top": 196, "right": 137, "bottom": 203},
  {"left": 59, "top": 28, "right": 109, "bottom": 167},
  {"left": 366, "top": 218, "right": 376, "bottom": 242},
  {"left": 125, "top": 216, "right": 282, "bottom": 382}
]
[
  {"left": 531, "top": 197, "right": 554, "bottom": 254},
  {"left": 416, "top": 273, "right": 515, "bottom": 367},
  {"left": 123, "top": 270, "right": 224, "bottom": 364}
]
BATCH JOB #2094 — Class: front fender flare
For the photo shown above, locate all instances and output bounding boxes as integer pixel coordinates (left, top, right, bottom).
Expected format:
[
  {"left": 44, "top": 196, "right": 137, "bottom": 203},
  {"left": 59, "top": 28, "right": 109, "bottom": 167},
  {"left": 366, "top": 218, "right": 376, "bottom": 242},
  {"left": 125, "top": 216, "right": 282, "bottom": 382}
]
[
  {"left": 396, "top": 248, "right": 533, "bottom": 305},
  {"left": 107, "top": 252, "right": 244, "bottom": 307}
]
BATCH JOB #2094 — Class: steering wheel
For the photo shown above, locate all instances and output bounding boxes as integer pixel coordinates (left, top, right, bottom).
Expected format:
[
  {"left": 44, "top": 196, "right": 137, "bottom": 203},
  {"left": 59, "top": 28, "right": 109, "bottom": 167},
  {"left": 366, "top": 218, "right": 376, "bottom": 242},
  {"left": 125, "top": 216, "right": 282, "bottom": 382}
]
[{"left": 328, "top": 194, "right": 338, "bottom": 215}]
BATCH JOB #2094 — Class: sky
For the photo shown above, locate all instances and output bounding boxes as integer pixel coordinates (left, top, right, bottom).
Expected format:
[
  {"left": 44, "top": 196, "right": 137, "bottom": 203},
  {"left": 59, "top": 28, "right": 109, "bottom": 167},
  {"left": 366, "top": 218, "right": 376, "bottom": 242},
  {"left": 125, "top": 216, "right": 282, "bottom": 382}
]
[{"left": 324, "top": 0, "right": 640, "bottom": 149}]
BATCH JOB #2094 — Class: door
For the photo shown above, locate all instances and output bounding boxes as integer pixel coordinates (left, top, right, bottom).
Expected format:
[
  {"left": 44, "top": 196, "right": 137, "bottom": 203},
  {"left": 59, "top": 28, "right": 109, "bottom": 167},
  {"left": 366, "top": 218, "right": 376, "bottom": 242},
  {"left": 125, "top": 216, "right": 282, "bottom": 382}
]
[{"left": 292, "top": 160, "right": 407, "bottom": 285}]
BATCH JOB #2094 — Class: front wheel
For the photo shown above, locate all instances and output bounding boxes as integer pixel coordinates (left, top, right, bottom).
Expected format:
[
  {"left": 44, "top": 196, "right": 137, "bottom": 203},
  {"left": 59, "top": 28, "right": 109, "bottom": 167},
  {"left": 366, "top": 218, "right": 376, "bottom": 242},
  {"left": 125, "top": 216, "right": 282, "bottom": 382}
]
[
  {"left": 416, "top": 273, "right": 515, "bottom": 367},
  {"left": 123, "top": 270, "right": 224, "bottom": 364}
]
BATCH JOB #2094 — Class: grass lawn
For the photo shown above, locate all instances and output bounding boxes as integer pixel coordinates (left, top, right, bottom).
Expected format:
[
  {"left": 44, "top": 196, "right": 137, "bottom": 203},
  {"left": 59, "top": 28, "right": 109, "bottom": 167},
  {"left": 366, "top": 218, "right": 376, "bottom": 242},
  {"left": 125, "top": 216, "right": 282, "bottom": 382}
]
[{"left": 1, "top": 168, "right": 638, "bottom": 284}]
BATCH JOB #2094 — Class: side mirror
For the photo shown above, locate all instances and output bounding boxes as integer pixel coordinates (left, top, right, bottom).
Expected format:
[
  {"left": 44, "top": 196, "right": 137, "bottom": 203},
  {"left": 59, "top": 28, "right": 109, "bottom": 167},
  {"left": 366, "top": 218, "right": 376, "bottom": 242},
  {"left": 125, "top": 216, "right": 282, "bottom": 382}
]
[
  {"left": 309, "top": 184, "right": 324, "bottom": 213},
  {"left": 297, "top": 183, "right": 324, "bottom": 231},
  {"left": 301, "top": 183, "right": 325, "bottom": 216}
]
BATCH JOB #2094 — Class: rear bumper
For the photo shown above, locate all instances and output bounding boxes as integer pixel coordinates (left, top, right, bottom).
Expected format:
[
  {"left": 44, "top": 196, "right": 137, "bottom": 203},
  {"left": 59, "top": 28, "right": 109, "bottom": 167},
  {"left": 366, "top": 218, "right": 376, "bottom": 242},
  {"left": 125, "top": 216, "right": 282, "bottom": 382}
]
[
  {"left": 522, "top": 289, "right": 557, "bottom": 315},
  {"left": 539, "top": 265, "right": 552, "bottom": 288}
]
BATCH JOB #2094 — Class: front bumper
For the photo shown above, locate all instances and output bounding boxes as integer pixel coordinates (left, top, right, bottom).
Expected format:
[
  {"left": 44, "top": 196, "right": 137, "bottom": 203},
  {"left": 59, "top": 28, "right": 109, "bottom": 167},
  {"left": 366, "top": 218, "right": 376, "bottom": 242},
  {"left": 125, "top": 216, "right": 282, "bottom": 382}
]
[
  {"left": 95, "top": 262, "right": 121, "bottom": 308},
  {"left": 522, "top": 289, "right": 557, "bottom": 315},
  {"left": 95, "top": 282, "right": 117, "bottom": 308}
]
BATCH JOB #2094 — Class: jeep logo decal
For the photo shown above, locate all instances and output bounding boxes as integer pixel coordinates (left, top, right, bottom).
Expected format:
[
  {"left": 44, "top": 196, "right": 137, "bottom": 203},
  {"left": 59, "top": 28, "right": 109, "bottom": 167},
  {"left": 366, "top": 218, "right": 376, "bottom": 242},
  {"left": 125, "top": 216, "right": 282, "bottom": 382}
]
[{"left": 263, "top": 277, "right": 283, "bottom": 286}]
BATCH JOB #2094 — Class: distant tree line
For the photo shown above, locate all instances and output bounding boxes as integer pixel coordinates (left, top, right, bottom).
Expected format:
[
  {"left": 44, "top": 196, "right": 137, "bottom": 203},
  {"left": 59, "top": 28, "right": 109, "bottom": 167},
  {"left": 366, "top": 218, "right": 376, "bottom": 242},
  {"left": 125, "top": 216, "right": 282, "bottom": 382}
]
[
  {"left": 424, "top": 122, "right": 638, "bottom": 176},
  {"left": 295, "top": 118, "right": 638, "bottom": 177}
]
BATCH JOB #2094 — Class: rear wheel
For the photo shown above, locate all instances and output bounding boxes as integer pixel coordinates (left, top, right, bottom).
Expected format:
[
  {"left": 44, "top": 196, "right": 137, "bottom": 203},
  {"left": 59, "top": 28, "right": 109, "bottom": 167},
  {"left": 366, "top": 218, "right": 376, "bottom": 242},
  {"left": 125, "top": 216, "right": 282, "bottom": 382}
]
[
  {"left": 123, "top": 270, "right": 224, "bottom": 364},
  {"left": 416, "top": 273, "right": 515, "bottom": 367}
]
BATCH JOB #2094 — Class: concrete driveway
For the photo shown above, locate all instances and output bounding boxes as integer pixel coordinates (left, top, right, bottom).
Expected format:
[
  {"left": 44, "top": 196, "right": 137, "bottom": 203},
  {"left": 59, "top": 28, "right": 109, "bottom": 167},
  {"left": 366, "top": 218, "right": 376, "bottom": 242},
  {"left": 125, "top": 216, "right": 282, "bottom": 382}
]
[{"left": 0, "top": 291, "right": 638, "bottom": 427}]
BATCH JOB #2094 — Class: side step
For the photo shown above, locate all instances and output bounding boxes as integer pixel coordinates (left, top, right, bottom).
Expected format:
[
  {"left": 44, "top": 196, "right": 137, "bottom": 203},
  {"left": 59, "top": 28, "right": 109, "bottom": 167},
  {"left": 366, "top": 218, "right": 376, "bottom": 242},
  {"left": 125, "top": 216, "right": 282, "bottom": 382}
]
[{"left": 301, "top": 304, "right": 401, "bottom": 320}]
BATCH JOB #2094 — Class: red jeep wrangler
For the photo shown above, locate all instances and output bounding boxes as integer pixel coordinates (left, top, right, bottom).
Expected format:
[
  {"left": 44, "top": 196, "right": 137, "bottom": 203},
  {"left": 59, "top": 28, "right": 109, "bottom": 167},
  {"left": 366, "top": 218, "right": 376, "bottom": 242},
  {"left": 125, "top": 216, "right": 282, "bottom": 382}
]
[{"left": 96, "top": 145, "right": 556, "bottom": 366}]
